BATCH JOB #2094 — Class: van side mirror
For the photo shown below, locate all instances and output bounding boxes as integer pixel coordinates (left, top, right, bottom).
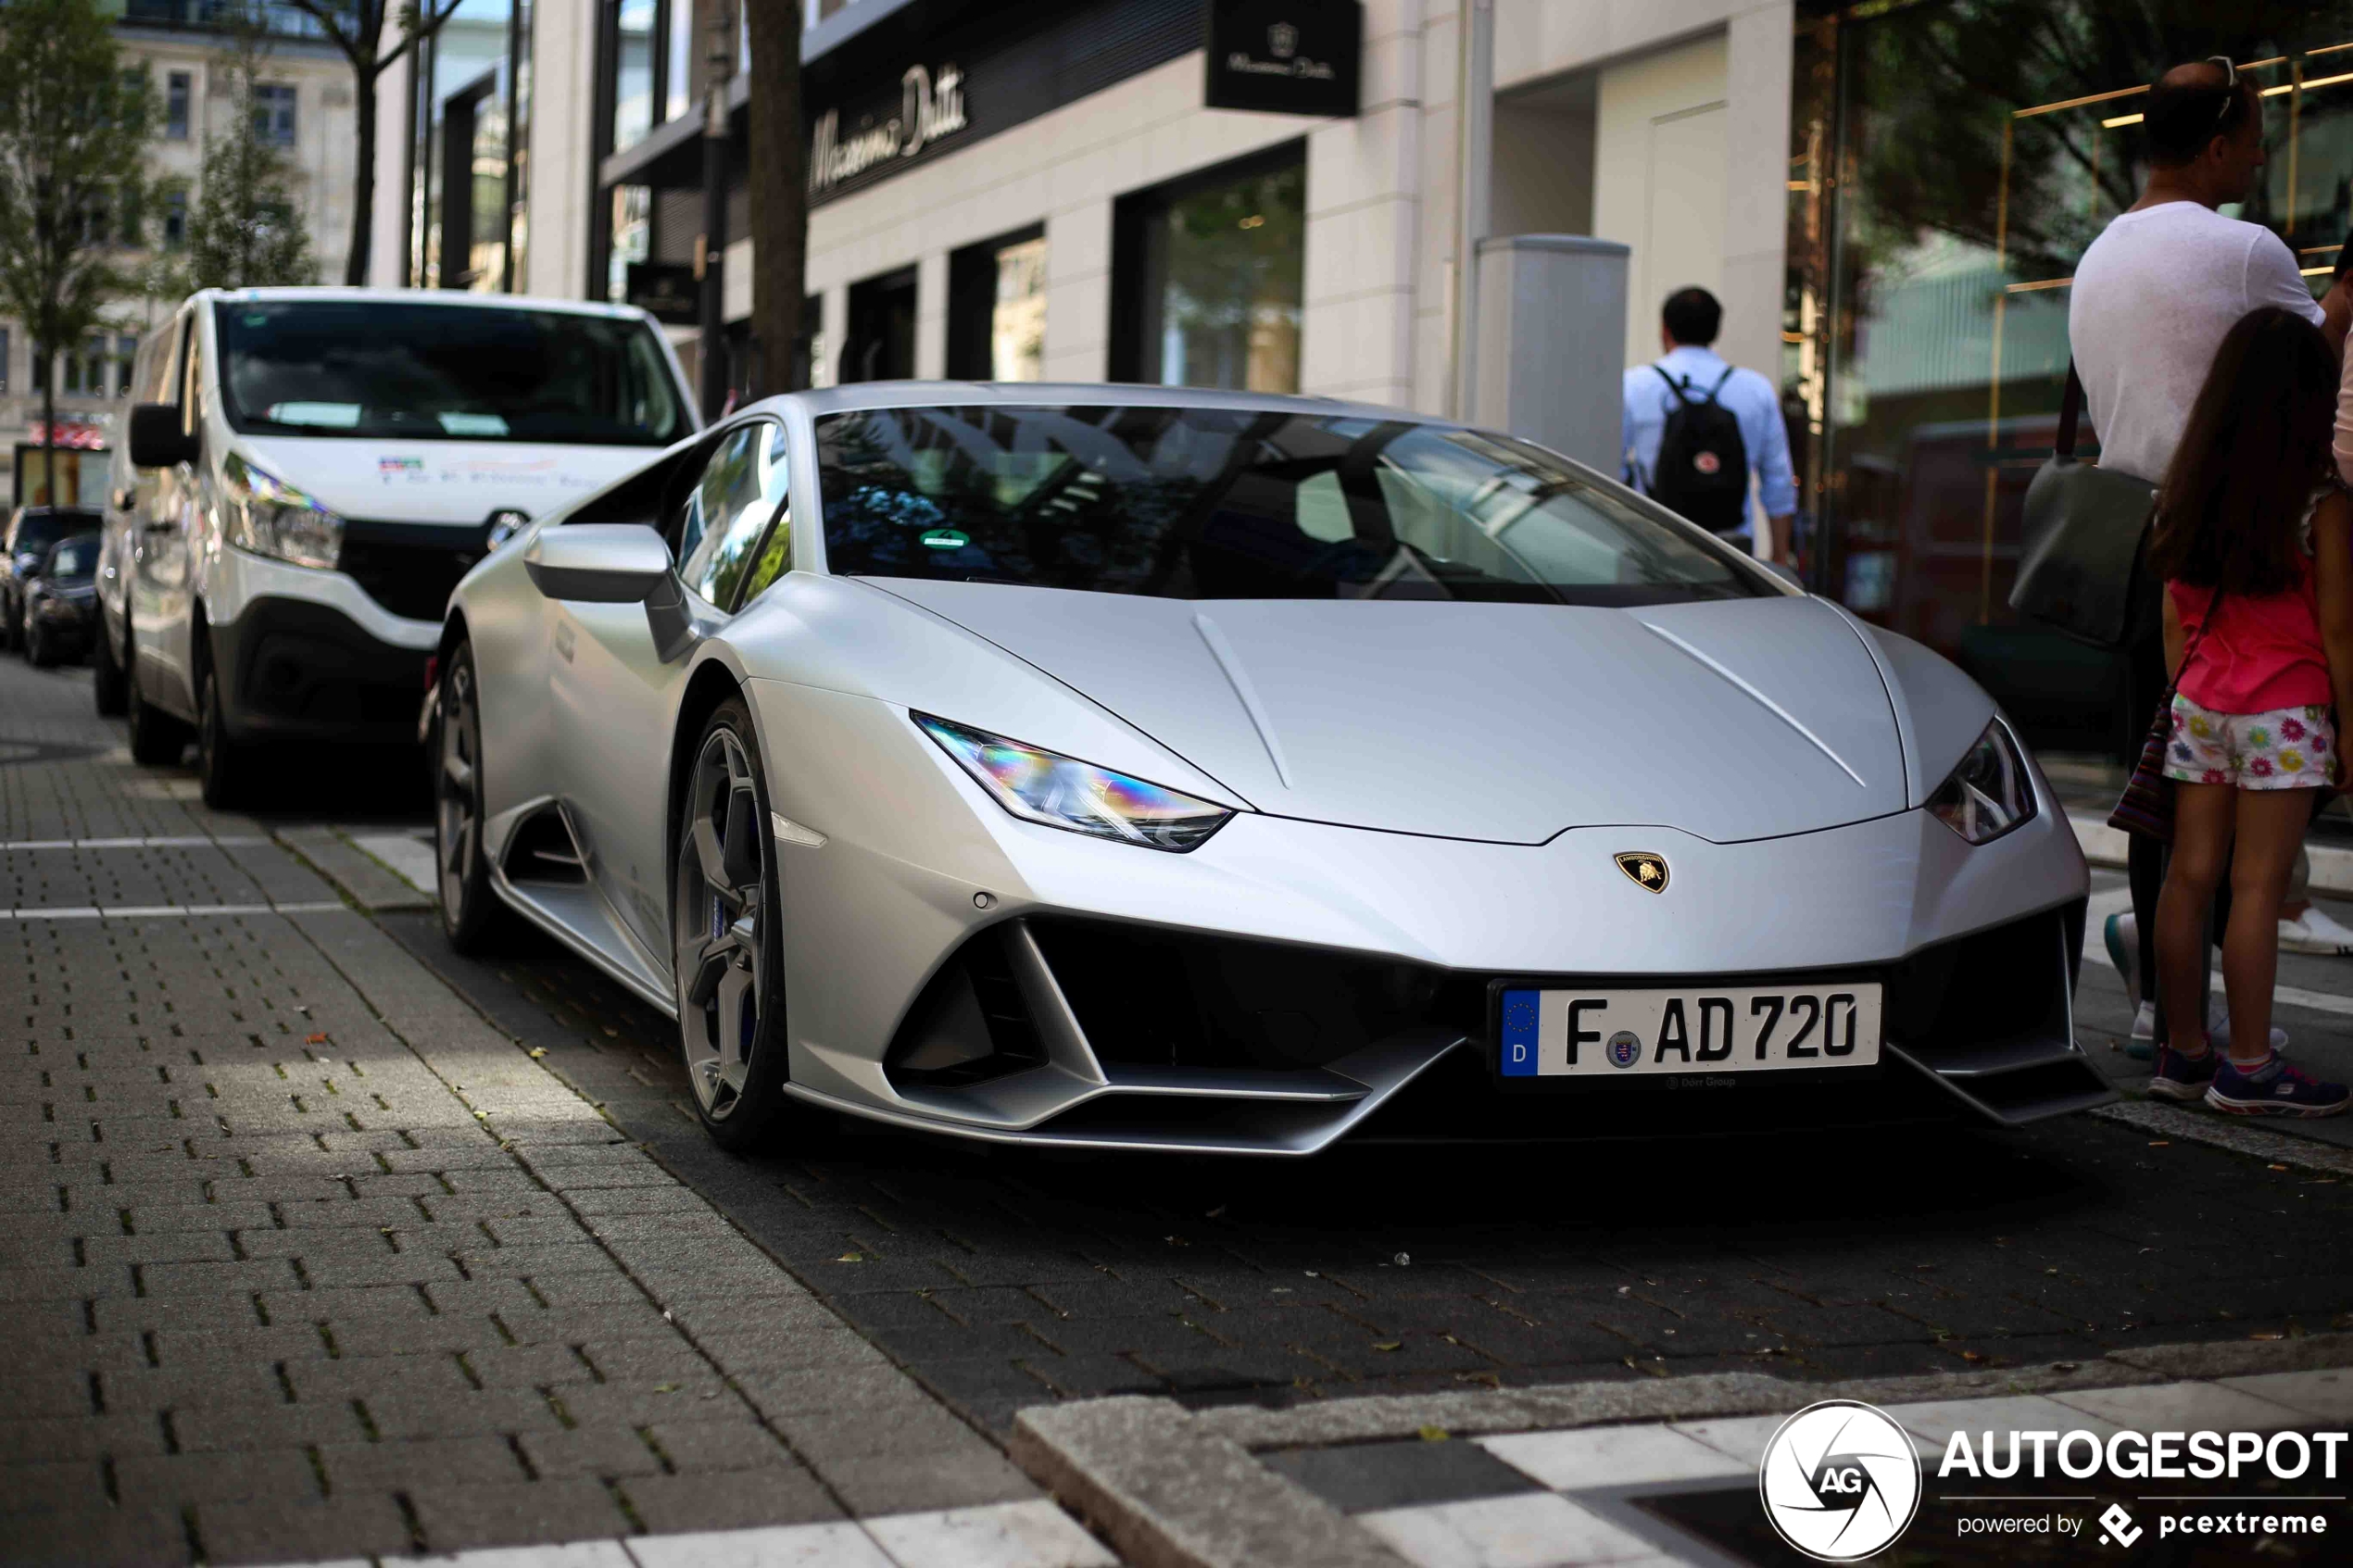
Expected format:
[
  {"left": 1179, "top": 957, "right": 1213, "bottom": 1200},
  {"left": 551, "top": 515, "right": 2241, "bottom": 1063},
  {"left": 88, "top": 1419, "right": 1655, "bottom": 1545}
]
[
  {"left": 522, "top": 523, "right": 699, "bottom": 662},
  {"left": 128, "top": 403, "right": 197, "bottom": 469}
]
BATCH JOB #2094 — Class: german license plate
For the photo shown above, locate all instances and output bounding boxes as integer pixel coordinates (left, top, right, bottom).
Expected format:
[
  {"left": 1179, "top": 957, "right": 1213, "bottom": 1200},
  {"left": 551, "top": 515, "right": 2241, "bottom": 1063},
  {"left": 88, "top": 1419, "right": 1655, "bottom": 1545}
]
[{"left": 1496, "top": 984, "right": 1882, "bottom": 1078}]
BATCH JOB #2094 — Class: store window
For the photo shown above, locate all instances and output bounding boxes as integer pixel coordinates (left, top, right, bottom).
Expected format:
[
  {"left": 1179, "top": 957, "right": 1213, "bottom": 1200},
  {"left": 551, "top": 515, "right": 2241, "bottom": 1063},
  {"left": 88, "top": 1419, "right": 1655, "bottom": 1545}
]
[
  {"left": 162, "top": 187, "right": 188, "bottom": 249},
  {"left": 1787, "top": 3, "right": 2353, "bottom": 755},
  {"left": 1112, "top": 144, "right": 1305, "bottom": 394},
  {"left": 841, "top": 267, "right": 917, "bottom": 383},
  {"left": 948, "top": 228, "right": 1047, "bottom": 382}
]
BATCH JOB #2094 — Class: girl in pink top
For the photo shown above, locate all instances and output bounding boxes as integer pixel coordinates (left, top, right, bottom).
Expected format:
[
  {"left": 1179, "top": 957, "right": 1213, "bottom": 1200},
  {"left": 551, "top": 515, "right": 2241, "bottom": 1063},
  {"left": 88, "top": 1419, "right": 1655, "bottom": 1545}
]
[{"left": 2149, "top": 307, "right": 2353, "bottom": 1116}]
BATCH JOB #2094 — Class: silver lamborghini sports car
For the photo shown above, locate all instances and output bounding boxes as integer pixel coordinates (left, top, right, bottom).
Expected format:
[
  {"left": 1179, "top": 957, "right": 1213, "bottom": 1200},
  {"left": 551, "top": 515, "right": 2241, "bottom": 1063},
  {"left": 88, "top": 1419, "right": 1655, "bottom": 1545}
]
[{"left": 428, "top": 383, "right": 2111, "bottom": 1155}]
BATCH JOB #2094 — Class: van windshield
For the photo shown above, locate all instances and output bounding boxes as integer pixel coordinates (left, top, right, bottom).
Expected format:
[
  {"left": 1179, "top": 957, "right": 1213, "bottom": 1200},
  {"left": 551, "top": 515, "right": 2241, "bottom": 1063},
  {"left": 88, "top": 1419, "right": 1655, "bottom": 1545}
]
[{"left": 213, "top": 300, "right": 689, "bottom": 445}]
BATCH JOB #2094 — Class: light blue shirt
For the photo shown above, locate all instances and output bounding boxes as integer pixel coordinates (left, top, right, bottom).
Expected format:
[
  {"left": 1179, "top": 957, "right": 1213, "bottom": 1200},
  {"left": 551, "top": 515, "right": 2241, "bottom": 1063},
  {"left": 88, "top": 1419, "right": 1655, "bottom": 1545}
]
[{"left": 1620, "top": 345, "right": 1798, "bottom": 530}]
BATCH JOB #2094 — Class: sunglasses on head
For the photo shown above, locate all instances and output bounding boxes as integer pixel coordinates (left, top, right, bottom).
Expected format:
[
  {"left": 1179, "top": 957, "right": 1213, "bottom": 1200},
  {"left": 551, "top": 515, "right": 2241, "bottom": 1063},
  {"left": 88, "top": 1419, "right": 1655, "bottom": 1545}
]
[{"left": 2208, "top": 55, "right": 2243, "bottom": 131}]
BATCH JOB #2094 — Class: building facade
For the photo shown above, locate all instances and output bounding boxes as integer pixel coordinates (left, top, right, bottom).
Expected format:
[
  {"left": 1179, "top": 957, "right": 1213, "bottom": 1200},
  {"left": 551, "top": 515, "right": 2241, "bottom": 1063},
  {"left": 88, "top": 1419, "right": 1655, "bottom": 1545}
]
[
  {"left": 367, "top": 1, "right": 2353, "bottom": 756},
  {"left": 2, "top": 2, "right": 359, "bottom": 505}
]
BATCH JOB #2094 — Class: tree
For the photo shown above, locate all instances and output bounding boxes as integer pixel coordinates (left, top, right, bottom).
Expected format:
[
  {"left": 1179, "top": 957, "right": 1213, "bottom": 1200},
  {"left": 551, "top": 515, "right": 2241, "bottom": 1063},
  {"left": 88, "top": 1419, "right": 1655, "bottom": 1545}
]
[
  {"left": 744, "top": 0, "right": 806, "bottom": 394},
  {"left": 283, "top": 0, "right": 464, "bottom": 285},
  {"left": 0, "top": 0, "right": 151, "bottom": 505},
  {"left": 177, "top": 5, "right": 314, "bottom": 292}
]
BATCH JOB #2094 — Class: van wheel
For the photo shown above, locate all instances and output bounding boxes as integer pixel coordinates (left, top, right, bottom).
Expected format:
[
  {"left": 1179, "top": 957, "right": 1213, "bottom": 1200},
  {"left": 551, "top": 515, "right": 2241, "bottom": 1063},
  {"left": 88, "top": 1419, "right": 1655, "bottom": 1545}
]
[
  {"left": 92, "top": 613, "right": 127, "bottom": 714},
  {"left": 196, "top": 664, "right": 253, "bottom": 809},
  {"left": 125, "top": 625, "right": 187, "bottom": 766}
]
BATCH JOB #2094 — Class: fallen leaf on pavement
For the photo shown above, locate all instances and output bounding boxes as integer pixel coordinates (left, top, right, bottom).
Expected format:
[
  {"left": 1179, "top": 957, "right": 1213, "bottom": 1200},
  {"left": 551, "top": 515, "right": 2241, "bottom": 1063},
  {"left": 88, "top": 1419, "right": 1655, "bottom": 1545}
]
[
  {"left": 1418, "top": 1425, "right": 1449, "bottom": 1442},
  {"left": 306, "top": 1034, "right": 327, "bottom": 1045},
  {"left": 2250, "top": 1331, "right": 2284, "bottom": 1341},
  {"left": 526, "top": 1048, "right": 547, "bottom": 1059},
  {"left": 1373, "top": 1341, "right": 1403, "bottom": 1352}
]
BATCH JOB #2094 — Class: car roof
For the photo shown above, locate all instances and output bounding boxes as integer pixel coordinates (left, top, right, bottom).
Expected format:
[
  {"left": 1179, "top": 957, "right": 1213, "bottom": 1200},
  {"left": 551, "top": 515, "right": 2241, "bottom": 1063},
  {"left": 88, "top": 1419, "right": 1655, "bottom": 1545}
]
[
  {"left": 744, "top": 381, "right": 1460, "bottom": 429},
  {"left": 185, "top": 286, "right": 655, "bottom": 323}
]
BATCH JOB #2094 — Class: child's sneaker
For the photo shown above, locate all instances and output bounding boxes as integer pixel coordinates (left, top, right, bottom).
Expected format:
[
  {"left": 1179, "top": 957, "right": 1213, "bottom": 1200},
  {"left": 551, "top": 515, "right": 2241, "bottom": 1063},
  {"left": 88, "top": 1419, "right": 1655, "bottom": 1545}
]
[
  {"left": 2147, "top": 1044, "right": 2218, "bottom": 1102},
  {"left": 2206, "top": 1056, "right": 2352, "bottom": 1117}
]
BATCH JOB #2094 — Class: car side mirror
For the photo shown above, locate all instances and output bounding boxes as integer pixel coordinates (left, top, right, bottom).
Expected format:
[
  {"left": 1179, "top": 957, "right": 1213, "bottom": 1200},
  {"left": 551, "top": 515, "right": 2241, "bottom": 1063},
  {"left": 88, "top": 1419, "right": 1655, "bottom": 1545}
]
[
  {"left": 128, "top": 403, "right": 197, "bottom": 470},
  {"left": 522, "top": 524, "right": 699, "bottom": 661}
]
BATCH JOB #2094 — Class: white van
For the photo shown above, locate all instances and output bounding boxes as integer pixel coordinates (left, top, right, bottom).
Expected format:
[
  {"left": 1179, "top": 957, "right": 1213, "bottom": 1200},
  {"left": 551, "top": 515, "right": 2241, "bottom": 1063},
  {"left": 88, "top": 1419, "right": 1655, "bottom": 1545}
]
[{"left": 94, "top": 288, "right": 699, "bottom": 805}]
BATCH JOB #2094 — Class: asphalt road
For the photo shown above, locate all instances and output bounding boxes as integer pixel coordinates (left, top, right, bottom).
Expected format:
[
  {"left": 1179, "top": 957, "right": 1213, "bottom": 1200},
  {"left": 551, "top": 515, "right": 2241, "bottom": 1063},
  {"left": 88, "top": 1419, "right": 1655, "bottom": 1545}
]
[{"left": 13, "top": 653, "right": 2353, "bottom": 1452}]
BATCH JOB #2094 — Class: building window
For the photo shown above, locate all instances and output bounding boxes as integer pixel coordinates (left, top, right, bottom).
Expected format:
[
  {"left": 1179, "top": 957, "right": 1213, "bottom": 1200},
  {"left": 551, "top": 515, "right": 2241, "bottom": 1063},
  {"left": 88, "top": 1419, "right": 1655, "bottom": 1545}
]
[
  {"left": 613, "top": 0, "right": 656, "bottom": 151},
  {"left": 166, "top": 70, "right": 192, "bottom": 140},
  {"left": 118, "top": 187, "right": 141, "bottom": 248},
  {"left": 948, "top": 229, "right": 1047, "bottom": 383},
  {"left": 409, "top": 1, "right": 532, "bottom": 293},
  {"left": 253, "top": 83, "right": 297, "bottom": 145},
  {"left": 1112, "top": 144, "right": 1305, "bottom": 395},
  {"left": 0, "top": 328, "right": 10, "bottom": 395},
  {"left": 115, "top": 335, "right": 138, "bottom": 397},
  {"left": 162, "top": 187, "right": 188, "bottom": 249}
]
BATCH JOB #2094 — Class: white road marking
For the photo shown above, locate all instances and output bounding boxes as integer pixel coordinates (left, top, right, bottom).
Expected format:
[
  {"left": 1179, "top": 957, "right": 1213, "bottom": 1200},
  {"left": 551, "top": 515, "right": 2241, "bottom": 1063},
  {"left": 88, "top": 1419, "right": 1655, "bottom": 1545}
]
[
  {"left": 0, "top": 901, "right": 348, "bottom": 921},
  {"left": 0, "top": 835, "right": 271, "bottom": 850}
]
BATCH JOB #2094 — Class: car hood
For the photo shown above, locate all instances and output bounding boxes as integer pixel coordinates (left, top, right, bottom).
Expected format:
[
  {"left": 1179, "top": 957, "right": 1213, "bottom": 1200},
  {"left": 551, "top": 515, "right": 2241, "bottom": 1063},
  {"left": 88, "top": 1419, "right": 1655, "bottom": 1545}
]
[
  {"left": 235, "top": 436, "right": 670, "bottom": 526},
  {"left": 866, "top": 582, "right": 1911, "bottom": 845}
]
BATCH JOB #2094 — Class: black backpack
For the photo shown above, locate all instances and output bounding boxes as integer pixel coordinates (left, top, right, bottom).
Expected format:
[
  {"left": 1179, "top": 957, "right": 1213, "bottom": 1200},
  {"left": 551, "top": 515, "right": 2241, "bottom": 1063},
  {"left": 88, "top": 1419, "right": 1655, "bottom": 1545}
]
[{"left": 1647, "top": 365, "right": 1750, "bottom": 533}]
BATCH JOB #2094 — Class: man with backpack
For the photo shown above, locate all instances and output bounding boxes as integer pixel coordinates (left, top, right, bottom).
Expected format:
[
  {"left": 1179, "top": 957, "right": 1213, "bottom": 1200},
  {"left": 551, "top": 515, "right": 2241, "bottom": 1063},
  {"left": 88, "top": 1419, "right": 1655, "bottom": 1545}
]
[{"left": 1621, "top": 286, "right": 1797, "bottom": 564}]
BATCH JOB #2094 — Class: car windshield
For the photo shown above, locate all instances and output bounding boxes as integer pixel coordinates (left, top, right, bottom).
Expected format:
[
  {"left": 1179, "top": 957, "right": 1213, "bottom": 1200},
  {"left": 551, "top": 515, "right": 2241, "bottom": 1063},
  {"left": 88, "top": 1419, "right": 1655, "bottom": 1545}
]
[
  {"left": 44, "top": 536, "right": 98, "bottom": 577},
  {"left": 214, "top": 300, "right": 689, "bottom": 445},
  {"left": 812, "top": 405, "right": 1770, "bottom": 605},
  {"left": 12, "top": 511, "right": 99, "bottom": 558}
]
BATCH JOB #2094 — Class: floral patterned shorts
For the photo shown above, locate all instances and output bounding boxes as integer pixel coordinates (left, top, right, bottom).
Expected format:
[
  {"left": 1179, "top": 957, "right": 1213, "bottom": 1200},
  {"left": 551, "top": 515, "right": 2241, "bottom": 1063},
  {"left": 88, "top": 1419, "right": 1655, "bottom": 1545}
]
[{"left": 2164, "top": 695, "right": 2337, "bottom": 790}]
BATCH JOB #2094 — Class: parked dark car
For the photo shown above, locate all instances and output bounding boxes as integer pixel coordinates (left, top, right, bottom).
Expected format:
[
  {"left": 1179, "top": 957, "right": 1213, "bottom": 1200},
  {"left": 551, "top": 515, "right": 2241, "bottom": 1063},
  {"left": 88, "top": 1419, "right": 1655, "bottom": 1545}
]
[
  {"left": 3, "top": 505, "right": 104, "bottom": 652},
  {"left": 21, "top": 532, "right": 100, "bottom": 668}
]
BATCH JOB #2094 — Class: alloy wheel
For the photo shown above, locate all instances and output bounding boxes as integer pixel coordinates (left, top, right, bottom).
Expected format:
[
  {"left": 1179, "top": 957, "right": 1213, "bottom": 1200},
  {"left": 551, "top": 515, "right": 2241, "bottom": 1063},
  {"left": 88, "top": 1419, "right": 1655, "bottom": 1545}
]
[{"left": 673, "top": 726, "right": 767, "bottom": 1121}]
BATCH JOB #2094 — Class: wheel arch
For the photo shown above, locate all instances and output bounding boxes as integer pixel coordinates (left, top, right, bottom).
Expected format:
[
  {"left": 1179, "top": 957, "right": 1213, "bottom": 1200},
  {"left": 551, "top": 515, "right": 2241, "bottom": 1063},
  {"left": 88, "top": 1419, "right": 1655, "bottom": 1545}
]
[{"left": 665, "top": 656, "right": 755, "bottom": 868}]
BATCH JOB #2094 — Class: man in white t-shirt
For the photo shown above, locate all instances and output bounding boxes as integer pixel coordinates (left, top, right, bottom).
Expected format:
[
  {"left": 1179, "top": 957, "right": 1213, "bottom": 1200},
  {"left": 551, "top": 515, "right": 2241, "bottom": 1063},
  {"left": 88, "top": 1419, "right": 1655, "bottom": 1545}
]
[{"left": 2072, "top": 58, "right": 2353, "bottom": 1052}]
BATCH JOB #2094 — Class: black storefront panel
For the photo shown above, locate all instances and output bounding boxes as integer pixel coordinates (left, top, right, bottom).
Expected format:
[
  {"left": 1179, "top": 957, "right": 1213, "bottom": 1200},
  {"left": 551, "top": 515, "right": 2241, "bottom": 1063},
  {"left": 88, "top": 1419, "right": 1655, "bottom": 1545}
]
[
  {"left": 1202, "top": 0, "right": 1362, "bottom": 118},
  {"left": 805, "top": 0, "right": 1203, "bottom": 207}
]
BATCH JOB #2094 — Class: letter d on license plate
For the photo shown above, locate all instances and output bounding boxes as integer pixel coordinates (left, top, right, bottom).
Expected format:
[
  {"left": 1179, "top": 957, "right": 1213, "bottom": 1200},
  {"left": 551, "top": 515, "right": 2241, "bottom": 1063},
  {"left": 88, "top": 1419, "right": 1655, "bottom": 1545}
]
[{"left": 1495, "top": 985, "right": 1882, "bottom": 1077}]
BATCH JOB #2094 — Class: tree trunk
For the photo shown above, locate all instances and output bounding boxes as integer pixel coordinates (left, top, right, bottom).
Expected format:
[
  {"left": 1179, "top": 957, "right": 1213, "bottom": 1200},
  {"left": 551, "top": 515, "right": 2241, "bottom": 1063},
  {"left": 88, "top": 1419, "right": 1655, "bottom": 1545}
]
[
  {"left": 744, "top": 0, "right": 806, "bottom": 395},
  {"left": 346, "top": 69, "right": 378, "bottom": 285}
]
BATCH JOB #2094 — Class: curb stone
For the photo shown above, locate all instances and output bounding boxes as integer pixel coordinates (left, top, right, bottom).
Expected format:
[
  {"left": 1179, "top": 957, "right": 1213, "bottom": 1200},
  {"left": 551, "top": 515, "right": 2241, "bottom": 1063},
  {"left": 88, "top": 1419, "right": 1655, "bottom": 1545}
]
[
  {"left": 2095, "top": 1098, "right": 2353, "bottom": 1176},
  {"left": 1011, "top": 1335, "right": 2353, "bottom": 1568},
  {"left": 1010, "top": 1397, "right": 1408, "bottom": 1568}
]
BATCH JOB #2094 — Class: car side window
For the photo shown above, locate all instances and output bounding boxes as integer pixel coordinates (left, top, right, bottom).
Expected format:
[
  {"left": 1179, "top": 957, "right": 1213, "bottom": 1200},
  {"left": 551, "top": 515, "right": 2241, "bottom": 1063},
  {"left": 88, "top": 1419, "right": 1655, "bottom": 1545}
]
[
  {"left": 731, "top": 425, "right": 794, "bottom": 610},
  {"left": 677, "top": 420, "right": 789, "bottom": 609}
]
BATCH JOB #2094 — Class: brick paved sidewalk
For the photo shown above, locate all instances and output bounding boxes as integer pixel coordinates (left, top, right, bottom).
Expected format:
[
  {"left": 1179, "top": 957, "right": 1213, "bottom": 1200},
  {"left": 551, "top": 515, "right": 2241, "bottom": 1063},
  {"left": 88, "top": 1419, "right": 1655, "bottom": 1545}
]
[{"left": 0, "top": 662, "right": 1103, "bottom": 1567}]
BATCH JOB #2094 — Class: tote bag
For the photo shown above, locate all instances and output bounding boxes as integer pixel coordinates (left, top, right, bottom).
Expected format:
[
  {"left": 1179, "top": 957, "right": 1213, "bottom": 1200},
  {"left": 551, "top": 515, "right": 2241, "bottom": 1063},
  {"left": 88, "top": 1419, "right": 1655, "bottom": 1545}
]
[{"left": 2011, "top": 364, "right": 2159, "bottom": 649}]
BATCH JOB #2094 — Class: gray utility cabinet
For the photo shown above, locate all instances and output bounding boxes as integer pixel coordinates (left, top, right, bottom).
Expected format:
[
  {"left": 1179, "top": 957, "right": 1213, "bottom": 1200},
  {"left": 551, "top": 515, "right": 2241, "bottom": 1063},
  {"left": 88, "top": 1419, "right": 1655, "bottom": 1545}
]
[{"left": 1472, "top": 233, "right": 1630, "bottom": 477}]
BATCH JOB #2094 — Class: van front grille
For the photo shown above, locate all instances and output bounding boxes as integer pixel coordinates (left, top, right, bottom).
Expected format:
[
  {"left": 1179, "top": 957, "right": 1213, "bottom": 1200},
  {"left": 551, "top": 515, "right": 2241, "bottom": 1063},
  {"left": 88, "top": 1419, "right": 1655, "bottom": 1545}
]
[{"left": 338, "top": 519, "right": 494, "bottom": 622}]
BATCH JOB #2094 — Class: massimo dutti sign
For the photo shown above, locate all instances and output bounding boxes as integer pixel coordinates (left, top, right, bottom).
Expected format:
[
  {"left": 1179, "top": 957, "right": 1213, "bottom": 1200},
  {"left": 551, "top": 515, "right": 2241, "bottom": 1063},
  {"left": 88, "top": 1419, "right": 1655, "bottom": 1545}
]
[
  {"left": 809, "top": 63, "right": 970, "bottom": 194},
  {"left": 1203, "top": 0, "right": 1361, "bottom": 118}
]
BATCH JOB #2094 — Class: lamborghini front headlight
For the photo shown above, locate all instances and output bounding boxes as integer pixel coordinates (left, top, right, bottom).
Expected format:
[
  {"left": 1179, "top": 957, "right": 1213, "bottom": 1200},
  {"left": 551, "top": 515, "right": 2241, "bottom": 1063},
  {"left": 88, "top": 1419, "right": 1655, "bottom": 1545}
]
[
  {"left": 913, "top": 713, "right": 1234, "bottom": 852},
  {"left": 1927, "top": 719, "right": 2036, "bottom": 845}
]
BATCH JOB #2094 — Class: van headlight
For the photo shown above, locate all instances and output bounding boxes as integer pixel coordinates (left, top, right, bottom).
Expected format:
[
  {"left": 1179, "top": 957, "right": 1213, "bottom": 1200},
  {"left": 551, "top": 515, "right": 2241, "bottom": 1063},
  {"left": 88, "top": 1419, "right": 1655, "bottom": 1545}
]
[
  {"left": 1926, "top": 720, "right": 2037, "bottom": 845},
  {"left": 221, "top": 453, "right": 344, "bottom": 570}
]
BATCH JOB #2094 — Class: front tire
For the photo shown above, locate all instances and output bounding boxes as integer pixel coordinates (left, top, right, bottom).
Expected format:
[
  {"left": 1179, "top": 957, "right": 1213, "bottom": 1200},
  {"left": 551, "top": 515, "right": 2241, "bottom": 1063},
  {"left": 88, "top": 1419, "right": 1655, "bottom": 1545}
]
[
  {"left": 196, "top": 662, "right": 254, "bottom": 809},
  {"left": 434, "top": 640, "right": 518, "bottom": 952},
  {"left": 92, "top": 611, "right": 127, "bottom": 714},
  {"left": 23, "top": 617, "right": 51, "bottom": 669},
  {"left": 125, "top": 619, "right": 188, "bottom": 766},
  {"left": 672, "top": 698, "right": 798, "bottom": 1152}
]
